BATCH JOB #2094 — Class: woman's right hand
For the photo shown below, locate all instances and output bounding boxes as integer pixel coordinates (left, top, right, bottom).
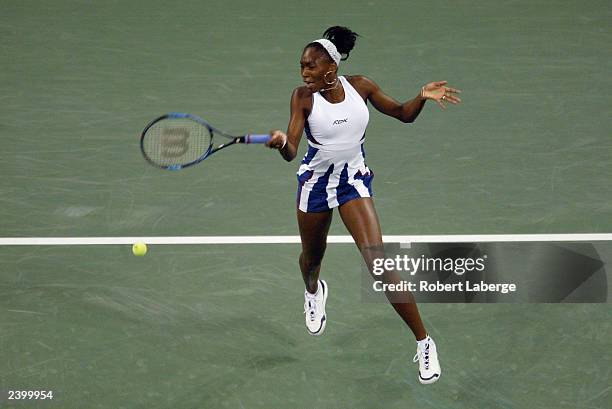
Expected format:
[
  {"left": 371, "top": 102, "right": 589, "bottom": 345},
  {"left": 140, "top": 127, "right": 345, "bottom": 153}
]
[{"left": 266, "top": 130, "right": 288, "bottom": 150}]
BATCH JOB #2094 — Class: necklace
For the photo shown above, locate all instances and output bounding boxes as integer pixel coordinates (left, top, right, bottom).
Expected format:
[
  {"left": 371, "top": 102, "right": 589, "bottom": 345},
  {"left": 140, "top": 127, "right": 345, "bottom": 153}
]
[{"left": 319, "top": 78, "right": 340, "bottom": 93}]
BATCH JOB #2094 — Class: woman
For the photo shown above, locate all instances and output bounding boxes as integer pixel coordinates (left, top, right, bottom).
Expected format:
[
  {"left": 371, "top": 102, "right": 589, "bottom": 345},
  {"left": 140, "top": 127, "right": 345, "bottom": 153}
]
[{"left": 266, "top": 26, "right": 461, "bottom": 384}]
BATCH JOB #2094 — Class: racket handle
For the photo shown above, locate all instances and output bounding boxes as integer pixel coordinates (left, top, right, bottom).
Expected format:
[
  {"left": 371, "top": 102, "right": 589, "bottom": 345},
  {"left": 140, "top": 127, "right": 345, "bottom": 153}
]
[{"left": 245, "top": 134, "right": 271, "bottom": 144}]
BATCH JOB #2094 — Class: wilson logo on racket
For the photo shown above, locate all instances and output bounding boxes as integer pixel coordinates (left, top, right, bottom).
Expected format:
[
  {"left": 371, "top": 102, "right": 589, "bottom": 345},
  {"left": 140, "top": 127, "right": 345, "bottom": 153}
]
[
  {"left": 161, "top": 128, "right": 189, "bottom": 157},
  {"left": 332, "top": 118, "right": 348, "bottom": 125},
  {"left": 140, "top": 113, "right": 271, "bottom": 170}
]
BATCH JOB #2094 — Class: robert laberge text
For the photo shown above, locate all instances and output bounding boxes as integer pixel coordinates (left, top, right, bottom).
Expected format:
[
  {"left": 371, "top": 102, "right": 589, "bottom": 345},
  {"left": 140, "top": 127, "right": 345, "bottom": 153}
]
[{"left": 373, "top": 280, "right": 517, "bottom": 294}]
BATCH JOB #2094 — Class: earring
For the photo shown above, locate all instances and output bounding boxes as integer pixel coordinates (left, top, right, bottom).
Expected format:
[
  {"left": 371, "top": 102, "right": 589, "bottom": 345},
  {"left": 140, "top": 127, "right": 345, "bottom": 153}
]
[{"left": 323, "top": 71, "right": 337, "bottom": 85}]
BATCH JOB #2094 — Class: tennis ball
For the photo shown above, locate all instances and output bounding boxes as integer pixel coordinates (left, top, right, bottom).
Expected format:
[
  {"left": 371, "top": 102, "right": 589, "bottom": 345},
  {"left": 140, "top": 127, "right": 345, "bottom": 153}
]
[{"left": 132, "top": 242, "right": 147, "bottom": 256}]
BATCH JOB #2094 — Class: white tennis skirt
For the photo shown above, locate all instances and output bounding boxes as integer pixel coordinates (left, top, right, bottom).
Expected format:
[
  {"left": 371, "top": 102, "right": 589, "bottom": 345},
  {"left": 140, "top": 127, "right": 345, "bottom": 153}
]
[{"left": 296, "top": 143, "right": 374, "bottom": 213}]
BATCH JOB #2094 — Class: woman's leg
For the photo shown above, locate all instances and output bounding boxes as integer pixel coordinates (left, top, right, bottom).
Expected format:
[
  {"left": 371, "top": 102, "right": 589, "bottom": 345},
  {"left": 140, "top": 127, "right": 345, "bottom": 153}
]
[
  {"left": 338, "top": 197, "right": 427, "bottom": 341},
  {"left": 297, "top": 208, "right": 333, "bottom": 294}
]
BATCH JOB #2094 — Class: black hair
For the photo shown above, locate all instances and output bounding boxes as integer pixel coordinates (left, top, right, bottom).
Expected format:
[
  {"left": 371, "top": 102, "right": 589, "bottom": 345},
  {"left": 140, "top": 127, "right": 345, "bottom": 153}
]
[
  {"left": 306, "top": 26, "right": 359, "bottom": 63},
  {"left": 323, "top": 26, "right": 359, "bottom": 61}
]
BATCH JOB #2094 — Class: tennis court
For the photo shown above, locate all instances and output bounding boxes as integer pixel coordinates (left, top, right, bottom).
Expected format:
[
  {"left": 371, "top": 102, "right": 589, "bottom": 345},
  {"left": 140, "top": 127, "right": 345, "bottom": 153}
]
[{"left": 1, "top": 0, "right": 611, "bottom": 408}]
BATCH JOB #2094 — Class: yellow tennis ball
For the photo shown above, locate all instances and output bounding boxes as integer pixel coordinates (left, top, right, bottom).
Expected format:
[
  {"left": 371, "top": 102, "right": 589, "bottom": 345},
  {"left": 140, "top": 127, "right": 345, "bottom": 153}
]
[{"left": 132, "top": 242, "right": 147, "bottom": 256}]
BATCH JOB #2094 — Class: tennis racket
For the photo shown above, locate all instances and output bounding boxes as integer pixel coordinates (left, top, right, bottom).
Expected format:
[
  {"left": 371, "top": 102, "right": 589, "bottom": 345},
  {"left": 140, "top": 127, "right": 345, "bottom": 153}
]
[{"left": 140, "top": 113, "right": 271, "bottom": 170}]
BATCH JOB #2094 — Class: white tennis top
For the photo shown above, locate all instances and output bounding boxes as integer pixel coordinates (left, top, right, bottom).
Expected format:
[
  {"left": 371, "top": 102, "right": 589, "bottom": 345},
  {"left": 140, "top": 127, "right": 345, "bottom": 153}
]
[{"left": 304, "top": 75, "right": 369, "bottom": 151}]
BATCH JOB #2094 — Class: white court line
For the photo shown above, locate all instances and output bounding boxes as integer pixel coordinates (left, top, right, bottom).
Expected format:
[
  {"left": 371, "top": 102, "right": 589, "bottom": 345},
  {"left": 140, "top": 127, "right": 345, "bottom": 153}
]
[{"left": 0, "top": 234, "right": 611, "bottom": 246}]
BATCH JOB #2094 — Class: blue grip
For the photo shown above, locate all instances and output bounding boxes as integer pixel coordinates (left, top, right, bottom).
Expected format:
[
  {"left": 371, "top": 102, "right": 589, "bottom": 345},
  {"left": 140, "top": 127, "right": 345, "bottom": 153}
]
[{"left": 245, "top": 134, "right": 271, "bottom": 144}]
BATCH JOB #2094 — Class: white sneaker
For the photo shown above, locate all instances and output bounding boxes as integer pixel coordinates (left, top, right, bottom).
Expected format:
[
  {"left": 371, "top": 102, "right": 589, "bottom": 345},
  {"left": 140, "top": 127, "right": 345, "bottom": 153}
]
[
  {"left": 413, "top": 335, "right": 441, "bottom": 384},
  {"left": 303, "top": 279, "right": 328, "bottom": 336}
]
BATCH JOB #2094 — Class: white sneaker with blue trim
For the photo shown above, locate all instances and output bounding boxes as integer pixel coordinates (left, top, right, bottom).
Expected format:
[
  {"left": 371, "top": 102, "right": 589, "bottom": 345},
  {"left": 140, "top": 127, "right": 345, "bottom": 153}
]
[
  {"left": 413, "top": 335, "right": 441, "bottom": 384},
  {"left": 303, "top": 279, "right": 328, "bottom": 336}
]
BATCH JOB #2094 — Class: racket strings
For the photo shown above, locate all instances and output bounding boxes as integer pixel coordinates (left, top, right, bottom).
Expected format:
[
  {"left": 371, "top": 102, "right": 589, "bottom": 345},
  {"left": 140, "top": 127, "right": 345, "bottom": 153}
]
[{"left": 142, "top": 119, "right": 211, "bottom": 167}]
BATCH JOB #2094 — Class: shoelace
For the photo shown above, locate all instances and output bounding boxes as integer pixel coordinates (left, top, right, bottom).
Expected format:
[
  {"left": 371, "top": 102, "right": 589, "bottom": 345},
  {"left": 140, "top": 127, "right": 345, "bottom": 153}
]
[
  {"left": 413, "top": 343, "right": 430, "bottom": 369},
  {"left": 303, "top": 296, "right": 317, "bottom": 321}
]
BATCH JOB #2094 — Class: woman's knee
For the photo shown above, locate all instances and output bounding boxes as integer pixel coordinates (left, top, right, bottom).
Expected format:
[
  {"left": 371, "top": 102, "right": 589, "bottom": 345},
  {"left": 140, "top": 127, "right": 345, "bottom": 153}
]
[
  {"left": 299, "top": 249, "right": 326, "bottom": 272},
  {"left": 358, "top": 242, "right": 386, "bottom": 271}
]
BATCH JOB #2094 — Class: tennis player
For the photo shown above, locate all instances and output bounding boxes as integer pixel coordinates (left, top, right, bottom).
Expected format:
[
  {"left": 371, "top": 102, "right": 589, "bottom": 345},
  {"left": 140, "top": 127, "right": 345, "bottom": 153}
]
[{"left": 266, "top": 26, "right": 461, "bottom": 384}]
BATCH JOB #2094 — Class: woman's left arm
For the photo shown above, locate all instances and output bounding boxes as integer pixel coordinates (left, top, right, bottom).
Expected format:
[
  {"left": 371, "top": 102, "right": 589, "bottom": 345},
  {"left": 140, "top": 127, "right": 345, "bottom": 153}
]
[{"left": 353, "top": 76, "right": 461, "bottom": 123}]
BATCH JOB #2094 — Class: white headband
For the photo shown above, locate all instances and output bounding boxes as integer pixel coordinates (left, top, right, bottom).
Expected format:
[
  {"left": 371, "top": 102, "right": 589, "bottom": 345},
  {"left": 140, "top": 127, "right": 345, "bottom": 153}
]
[{"left": 312, "top": 39, "right": 341, "bottom": 65}]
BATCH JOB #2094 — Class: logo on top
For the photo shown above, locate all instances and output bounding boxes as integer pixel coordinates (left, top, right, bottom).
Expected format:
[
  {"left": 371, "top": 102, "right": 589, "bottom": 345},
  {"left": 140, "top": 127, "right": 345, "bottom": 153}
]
[{"left": 332, "top": 118, "right": 348, "bottom": 125}]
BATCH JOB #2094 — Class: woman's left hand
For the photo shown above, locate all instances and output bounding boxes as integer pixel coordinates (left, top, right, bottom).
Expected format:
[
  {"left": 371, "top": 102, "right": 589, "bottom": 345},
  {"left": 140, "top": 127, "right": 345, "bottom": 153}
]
[{"left": 421, "top": 81, "right": 462, "bottom": 110}]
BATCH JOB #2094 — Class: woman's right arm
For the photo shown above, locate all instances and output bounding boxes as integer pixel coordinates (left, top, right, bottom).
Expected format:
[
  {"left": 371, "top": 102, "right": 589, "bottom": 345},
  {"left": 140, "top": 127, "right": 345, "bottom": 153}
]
[{"left": 268, "top": 87, "right": 308, "bottom": 162}]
